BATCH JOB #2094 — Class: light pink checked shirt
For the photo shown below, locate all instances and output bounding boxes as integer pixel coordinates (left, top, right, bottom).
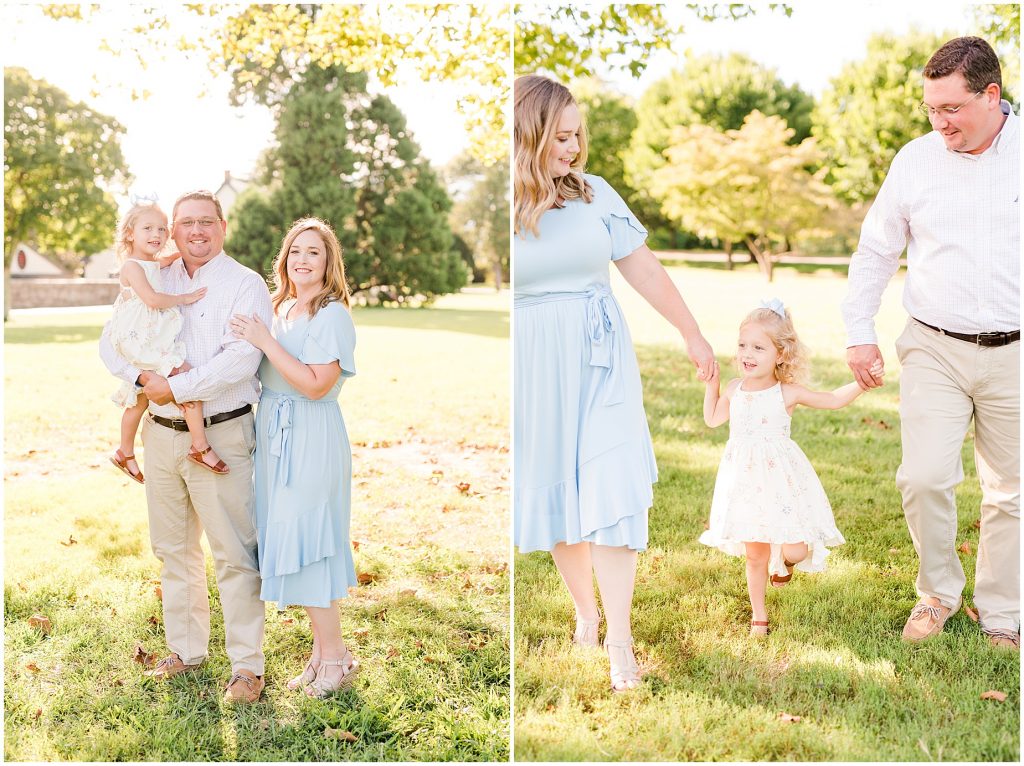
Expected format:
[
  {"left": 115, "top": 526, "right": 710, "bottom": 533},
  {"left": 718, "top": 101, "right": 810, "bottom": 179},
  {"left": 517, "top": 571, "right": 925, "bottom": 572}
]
[
  {"left": 100, "top": 252, "right": 272, "bottom": 418},
  {"left": 842, "top": 101, "right": 1019, "bottom": 346}
]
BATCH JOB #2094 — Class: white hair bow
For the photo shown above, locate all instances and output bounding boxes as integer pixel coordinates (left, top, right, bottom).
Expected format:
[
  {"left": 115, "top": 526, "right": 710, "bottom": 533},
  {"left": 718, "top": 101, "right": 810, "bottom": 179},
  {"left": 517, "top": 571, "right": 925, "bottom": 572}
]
[
  {"left": 129, "top": 191, "right": 159, "bottom": 206},
  {"left": 760, "top": 297, "right": 786, "bottom": 319}
]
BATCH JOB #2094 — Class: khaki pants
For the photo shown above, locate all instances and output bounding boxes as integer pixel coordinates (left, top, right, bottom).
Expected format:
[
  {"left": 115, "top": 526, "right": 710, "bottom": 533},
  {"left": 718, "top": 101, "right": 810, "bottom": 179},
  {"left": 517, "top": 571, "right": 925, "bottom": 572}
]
[
  {"left": 895, "top": 319, "right": 1020, "bottom": 631},
  {"left": 141, "top": 411, "right": 265, "bottom": 673}
]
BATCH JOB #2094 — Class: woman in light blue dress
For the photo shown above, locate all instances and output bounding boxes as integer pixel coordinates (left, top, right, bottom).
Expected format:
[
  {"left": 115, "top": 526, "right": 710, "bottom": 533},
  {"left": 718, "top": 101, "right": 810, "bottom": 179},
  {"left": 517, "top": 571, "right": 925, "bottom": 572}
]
[
  {"left": 230, "top": 217, "right": 359, "bottom": 699},
  {"left": 514, "top": 75, "right": 717, "bottom": 692}
]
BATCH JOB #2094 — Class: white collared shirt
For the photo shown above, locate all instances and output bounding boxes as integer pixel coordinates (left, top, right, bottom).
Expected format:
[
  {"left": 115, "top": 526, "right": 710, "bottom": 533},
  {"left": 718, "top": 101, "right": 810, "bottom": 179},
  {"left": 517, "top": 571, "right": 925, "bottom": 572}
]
[
  {"left": 842, "top": 100, "right": 1020, "bottom": 345},
  {"left": 99, "top": 251, "right": 273, "bottom": 418}
]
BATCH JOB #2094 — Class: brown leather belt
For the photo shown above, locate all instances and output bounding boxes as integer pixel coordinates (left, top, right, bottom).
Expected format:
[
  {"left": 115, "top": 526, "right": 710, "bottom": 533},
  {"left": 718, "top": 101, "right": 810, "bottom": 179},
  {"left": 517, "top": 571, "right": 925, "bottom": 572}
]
[
  {"left": 915, "top": 319, "right": 1020, "bottom": 347},
  {"left": 150, "top": 404, "right": 252, "bottom": 432}
]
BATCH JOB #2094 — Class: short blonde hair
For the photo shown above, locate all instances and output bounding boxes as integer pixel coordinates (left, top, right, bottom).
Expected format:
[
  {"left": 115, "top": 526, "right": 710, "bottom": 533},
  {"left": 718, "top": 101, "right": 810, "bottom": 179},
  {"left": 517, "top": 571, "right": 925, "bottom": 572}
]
[
  {"left": 739, "top": 307, "right": 809, "bottom": 384},
  {"left": 171, "top": 190, "right": 224, "bottom": 223},
  {"left": 514, "top": 74, "right": 593, "bottom": 237},
  {"left": 270, "top": 217, "right": 351, "bottom": 317},
  {"left": 114, "top": 203, "right": 167, "bottom": 263}
]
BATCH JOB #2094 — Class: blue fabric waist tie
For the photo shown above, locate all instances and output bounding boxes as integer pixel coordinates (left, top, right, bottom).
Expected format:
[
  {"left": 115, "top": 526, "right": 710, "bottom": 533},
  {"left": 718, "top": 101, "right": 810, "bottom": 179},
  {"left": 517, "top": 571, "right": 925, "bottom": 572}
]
[
  {"left": 515, "top": 286, "right": 624, "bottom": 405},
  {"left": 263, "top": 390, "right": 294, "bottom": 487}
]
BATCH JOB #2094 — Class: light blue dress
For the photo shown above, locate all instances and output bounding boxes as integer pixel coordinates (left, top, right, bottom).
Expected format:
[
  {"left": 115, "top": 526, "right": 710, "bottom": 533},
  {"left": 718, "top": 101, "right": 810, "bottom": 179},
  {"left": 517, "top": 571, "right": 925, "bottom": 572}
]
[
  {"left": 514, "top": 174, "right": 658, "bottom": 552},
  {"left": 254, "top": 300, "right": 358, "bottom": 609}
]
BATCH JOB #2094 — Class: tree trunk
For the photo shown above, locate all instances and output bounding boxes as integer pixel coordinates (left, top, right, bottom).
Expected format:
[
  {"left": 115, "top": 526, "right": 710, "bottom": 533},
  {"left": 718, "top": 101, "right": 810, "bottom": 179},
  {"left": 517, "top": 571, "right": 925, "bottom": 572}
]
[
  {"left": 745, "top": 236, "right": 774, "bottom": 282},
  {"left": 491, "top": 255, "right": 503, "bottom": 291},
  {"left": 724, "top": 241, "right": 734, "bottom": 271}
]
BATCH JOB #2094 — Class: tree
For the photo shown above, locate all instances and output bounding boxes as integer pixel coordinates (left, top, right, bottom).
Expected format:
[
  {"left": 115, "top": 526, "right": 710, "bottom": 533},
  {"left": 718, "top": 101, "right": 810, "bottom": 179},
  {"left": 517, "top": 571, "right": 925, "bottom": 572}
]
[
  {"left": 810, "top": 31, "right": 943, "bottom": 204},
  {"left": 623, "top": 52, "right": 815, "bottom": 248},
  {"left": 650, "top": 111, "right": 836, "bottom": 282},
  {"left": 226, "top": 65, "right": 467, "bottom": 302},
  {"left": 446, "top": 153, "right": 510, "bottom": 289},
  {"left": 35, "top": 4, "right": 509, "bottom": 165},
  {"left": 515, "top": 4, "right": 789, "bottom": 80},
  {"left": 573, "top": 78, "right": 638, "bottom": 205},
  {"left": 973, "top": 4, "right": 1021, "bottom": 105},
  {"left": 3, "top": 66, "right": 129, "bottom": 266}
]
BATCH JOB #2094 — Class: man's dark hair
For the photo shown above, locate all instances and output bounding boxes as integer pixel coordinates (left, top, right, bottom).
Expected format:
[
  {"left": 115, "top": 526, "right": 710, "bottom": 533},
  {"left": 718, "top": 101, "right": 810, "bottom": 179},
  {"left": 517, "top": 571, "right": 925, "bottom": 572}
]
[{"left": 924, "top": 36, "right": 1002, "bottom": 93}]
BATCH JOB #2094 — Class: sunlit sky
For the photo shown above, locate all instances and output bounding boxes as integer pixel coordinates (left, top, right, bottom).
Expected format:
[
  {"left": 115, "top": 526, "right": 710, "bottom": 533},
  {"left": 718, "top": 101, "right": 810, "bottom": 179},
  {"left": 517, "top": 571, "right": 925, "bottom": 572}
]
[
  {"left": 588, "top": 2, "right": 1005, "bottom": 98},
  {"left": 1, "top": 5, "right": 472, "bottom": 213}
]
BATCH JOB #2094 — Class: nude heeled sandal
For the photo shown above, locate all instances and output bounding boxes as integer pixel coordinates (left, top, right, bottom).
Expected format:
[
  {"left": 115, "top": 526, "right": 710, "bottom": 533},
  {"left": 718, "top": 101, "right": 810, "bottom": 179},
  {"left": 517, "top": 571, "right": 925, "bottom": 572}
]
[
  {"left": 572, "top": 613, "right": 601, "bottom": 648},
  {"left": 604, "top": 638, "right": 641, "bottom": 693},
  {"left": 304, "top": 649, "right": 360, "bottom": 698}
]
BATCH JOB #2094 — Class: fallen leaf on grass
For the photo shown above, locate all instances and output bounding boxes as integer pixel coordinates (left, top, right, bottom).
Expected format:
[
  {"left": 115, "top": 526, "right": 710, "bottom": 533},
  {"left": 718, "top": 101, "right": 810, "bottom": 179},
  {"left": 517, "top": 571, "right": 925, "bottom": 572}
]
[
  {"left": 148, "top": 615, "right": 159, "bottom": 626},
  {"left": 972, "top": 519, "right": 981, "bottom": 529},
  {"left": 259, "top": 719, "right": 270, "bottom": 730},
  {"left": 980, "top": 690, "right": 1007, "bottom": 702},
  {"left": 964, "top": 605, "right": 979, "bottom": 622},
  {"left": 17, "top": 583, "right": 27, "bottom": 592},
  {"left": 778, "top": 712, "right": 802, "bottom": 723},
  {"left": 25, "top": 662, "right": 40, "bottom": 673},
  {"left": 703, "top": 521, "right": 710, "bottom": 530},
  {"left": 132, "top": 643, "right": 158, "bottom": 667},
  {"left": 442, "top": 504, "right": 455, "bottom": 513},
  {"left": 398, "top": 588, "right": 417, "bottom": 597},
  {"left": 324, "top": 728, "right": 358, "bottom": 742},
  {"left": 370, "top": 440, "right": 392, "bottom": 449},
  {"left": 482, "top": 586, "right": 496, "bottom": 595},
  {"left": 280, "top": 618, "right": 294, "bottom": 626},
  {"left": 455, "top": 482, "right": 471, "bottom": 494},
  {"left": 33, "top": 709, "right": 42, "bottom": 721},
  {"left": 28, "top": 615, "right": 51, "bottom": 634},
  {"left": 958, "top": 541, "right": 972, "bottom": 555},
  {"left": 357, "top": 573, "right": 379, "bottom": 585},
  {"left": 154, "top": 586, "right": 163, "bottom": 600},
  {"left": 353, "top": 628, "right": 370, "bottom": 639},
  {"left": 386, "top": 647, "right": 399, "bottom": 660},
  {"left": 351, "top": 540, "right": 361, "bottom": 551},
  {"left": 59, "top": 535, "right": 77, "bottom": 547}
]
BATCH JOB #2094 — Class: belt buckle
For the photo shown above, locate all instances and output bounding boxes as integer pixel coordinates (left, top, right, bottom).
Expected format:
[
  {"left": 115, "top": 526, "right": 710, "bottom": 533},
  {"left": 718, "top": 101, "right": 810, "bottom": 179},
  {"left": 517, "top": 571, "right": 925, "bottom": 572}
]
[{"left": 976, "top": 331, "right": 1003, "bottom": 347}]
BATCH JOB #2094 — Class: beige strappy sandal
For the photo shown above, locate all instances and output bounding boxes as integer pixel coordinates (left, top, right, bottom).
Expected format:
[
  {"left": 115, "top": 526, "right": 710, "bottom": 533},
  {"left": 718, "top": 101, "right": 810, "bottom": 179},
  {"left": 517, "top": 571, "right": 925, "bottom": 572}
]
[
  {"left": 604, "top": 638, "right": 641, "bottom": 693},
  {"left": 572, "top": 613, "right": 601, "bottom": 648},
  {"left": 287, "top": 659, "right": 320, "bottom": 691},
  {"left": 305, "top": 649, "right": 359, "bottom": 698}
]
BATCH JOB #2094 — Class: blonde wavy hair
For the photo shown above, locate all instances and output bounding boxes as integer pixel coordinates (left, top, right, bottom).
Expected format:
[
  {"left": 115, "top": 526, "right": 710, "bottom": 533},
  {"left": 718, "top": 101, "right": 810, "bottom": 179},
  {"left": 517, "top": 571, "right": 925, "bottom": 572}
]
[
  {"left": 114, "top": 203, "right": 168, "bottom": 264},
  {"left": 270, "top": 217, "right": 351, "bottom": 317},
  {"left": 514, "top": 74, "right": 593, "bottom": 237},
  {"left": 739, "top": 307, "right": 809, "bottom": 385}
]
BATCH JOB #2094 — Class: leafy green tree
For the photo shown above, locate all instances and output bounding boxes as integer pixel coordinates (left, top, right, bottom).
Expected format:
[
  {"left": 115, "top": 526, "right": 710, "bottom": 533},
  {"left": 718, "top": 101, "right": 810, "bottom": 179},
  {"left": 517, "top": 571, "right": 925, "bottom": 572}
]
[
  {"left": 651, "top": 111, "right": 836, "bottom": 282},
  {"left": 973, "top": 4, "right": 1020, "bottom": 105},
  {"left": 573, "top": 78, "right": 638, "bottom": 204},
  {"left": 227, "top": 65, "right": 466, "bottom": 302},
  {"left": 3, "top": 66, "right": 129, "bottom": 265},
  {"left": 35, "top": 3, "right": 509, "bottom": 165},
  {"left": 810, "top": 30, "right": 944, "bottom": 204},
  {"left": 623, "top": 52, "right": 814, "bottom": 248},
  {"left": 515, "top": 4, "right": 789, "bottom": 80},
  {"left": 447, "top": 153, "right": 510, "bottom": 289}
]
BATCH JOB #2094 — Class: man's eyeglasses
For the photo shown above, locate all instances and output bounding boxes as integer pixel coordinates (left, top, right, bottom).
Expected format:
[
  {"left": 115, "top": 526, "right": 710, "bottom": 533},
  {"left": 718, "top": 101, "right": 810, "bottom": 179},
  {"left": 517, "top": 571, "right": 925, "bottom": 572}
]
[
  {"left": 918, "top": 91, "right": 984, "bottom": 119},
  {"left": 175, "top": 217, "right": 220, "bottom": 229}
]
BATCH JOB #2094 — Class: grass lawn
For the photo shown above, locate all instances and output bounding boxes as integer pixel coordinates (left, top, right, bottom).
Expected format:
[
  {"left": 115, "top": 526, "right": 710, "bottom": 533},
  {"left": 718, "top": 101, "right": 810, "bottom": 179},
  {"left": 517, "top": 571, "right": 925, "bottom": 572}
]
[
  {"left": 3, "top": 288, "right": 510, "bottom": 762},
  {"left": 514, "top": 266, "right": 1019, "bottom": 761}
]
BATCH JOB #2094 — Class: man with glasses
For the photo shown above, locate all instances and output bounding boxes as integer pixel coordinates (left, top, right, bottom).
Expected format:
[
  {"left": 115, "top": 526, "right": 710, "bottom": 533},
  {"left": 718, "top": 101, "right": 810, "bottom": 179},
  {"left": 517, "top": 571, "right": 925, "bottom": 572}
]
[
  {"left": 842, "top": 37, "right": 1019, "bottom": 649},
  {"left": 100, "top": 190, "right": 274, "bottom": 698}
]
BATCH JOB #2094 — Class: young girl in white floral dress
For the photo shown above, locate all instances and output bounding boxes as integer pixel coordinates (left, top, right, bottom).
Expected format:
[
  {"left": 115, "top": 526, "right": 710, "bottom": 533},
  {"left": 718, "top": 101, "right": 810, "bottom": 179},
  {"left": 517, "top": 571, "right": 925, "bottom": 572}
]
[
  {"left": 699, "top": 300, "right": 882, "bottom": 636},
  {"left": 107, "top": 202, "right": 222, "bottom": 483}
]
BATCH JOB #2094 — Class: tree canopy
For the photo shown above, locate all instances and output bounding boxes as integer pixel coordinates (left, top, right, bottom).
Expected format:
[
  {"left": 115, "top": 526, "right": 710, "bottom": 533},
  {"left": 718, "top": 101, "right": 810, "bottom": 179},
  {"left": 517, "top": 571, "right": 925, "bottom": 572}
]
[
  {"left": 446, "top": 153, "right": 510, "bottom": 289},
  {"left": 226, "top": 65, "right": 466, "bottom": 302},
  {"left": 651, "top": 111, "right": 835, "bottom": 281},
  {"left": 810, "top": 30, "right": 942, "bottom": 204},
  {"left": 3, "top": 66, "right": 129, "bottom": 266}
]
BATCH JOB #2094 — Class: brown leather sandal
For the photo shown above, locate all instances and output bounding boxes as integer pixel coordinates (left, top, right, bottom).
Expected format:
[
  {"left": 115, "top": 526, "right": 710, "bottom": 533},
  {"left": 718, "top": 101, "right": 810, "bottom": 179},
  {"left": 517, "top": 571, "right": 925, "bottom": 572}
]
[
  {"left": 770, "top": 560, "right": 797, "bottom": 588},
  {"left": 187, "top": 446, "right": 230, "bottom": 475},
  {"left": 110, "top": 449, "right": 144, "bottom": 484},
  {"left": 750, "top": 620, "right": 769, "bottom": 637}
]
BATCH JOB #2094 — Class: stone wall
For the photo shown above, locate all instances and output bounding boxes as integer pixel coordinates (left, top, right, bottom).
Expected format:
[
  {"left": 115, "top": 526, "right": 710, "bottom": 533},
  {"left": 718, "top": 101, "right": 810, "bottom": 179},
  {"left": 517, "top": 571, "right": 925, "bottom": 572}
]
[{"left": 8, "top": 278, "right": 120, "bottom": 309}]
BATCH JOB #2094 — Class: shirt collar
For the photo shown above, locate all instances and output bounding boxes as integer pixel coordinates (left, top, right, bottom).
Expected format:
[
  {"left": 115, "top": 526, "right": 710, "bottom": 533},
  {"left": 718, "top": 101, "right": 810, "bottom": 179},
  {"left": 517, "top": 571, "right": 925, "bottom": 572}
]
[{"left": 173, "top": 250, "right": 226, "bottom": 279}]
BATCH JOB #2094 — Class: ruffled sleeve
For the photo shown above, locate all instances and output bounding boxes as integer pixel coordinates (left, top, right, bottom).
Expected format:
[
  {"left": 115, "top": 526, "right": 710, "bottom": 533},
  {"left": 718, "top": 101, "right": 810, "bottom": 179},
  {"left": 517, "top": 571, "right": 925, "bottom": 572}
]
[
  {"left": 298, "top": 301, "right": 356, "bottom": 377},
  {"left": 593, "top": 175, "right": 648, "bottom": 261}
]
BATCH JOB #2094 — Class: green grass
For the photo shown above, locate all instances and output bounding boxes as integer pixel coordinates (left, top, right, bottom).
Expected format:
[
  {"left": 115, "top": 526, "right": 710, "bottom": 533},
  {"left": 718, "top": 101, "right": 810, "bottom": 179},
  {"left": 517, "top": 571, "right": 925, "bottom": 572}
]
[
  {"left": 514, "top": 266, "right": 1019, "bottom": 761},
  {"left": 4, "top": 289, "right": 510, "bottom": 762}
]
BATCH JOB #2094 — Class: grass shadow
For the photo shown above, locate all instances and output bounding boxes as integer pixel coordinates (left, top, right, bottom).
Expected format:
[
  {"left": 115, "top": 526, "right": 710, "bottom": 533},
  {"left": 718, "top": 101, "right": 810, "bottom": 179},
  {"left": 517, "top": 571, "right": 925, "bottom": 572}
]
[
  {"left": 353, "top": 307, "right": 508, "bottom": 339},
  {"left": 4, "top": 325, "right": 104, "bottom": 345}
]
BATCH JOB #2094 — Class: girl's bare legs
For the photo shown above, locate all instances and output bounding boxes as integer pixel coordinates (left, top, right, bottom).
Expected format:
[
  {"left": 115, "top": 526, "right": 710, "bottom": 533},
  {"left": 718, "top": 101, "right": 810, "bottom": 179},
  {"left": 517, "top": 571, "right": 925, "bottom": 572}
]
[
  {"left": 182, "top": 401, "right": 226, "bottom": 469},
  {"left": 781, "top": 542, "right": 809, "bottom": 567},
  {"left": 745, "top": 542, "right": 771, "bottom": 626},
  {"left": 550, "top": 542, "right": 601, "bottom": 623},
  {"left": 303, "top": 603, "right": 356, "bottom": 695},
  {"left": 118, "top": 395, "right": 149, "bottom": 478},
  {"left": 592, "top": 544, "right": 640, "bottom": 691}
]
